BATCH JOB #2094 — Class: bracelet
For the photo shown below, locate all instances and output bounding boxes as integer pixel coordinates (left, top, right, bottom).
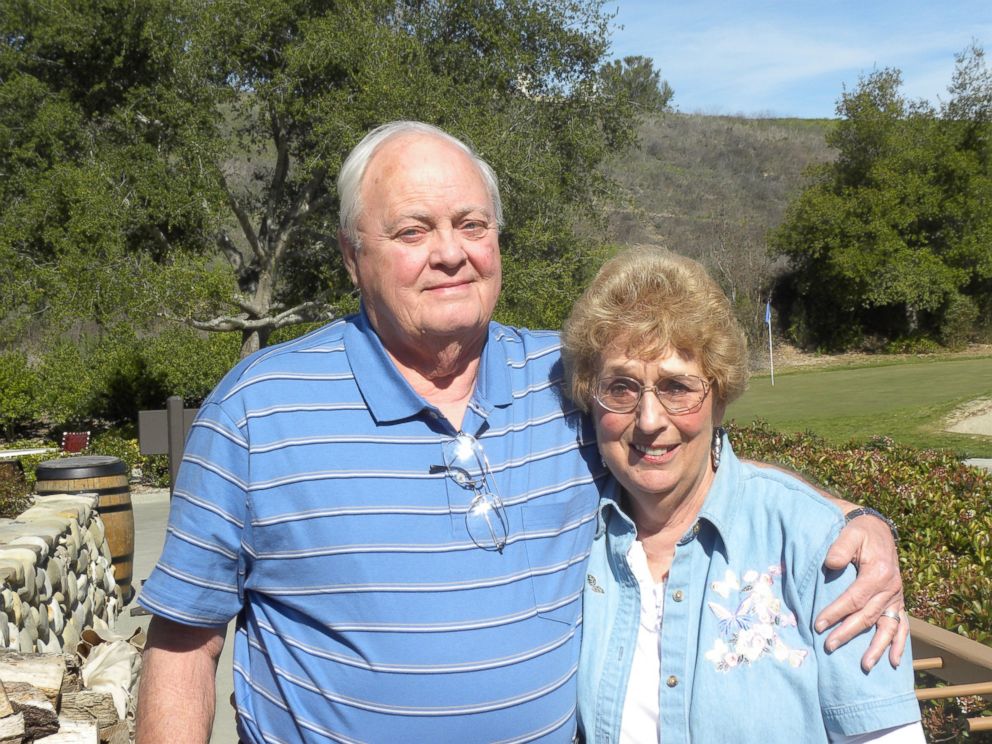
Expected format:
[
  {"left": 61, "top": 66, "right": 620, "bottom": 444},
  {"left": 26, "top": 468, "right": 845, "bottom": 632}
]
[{"left": 844, "top": 507, "right": 899, "bottom": 542}]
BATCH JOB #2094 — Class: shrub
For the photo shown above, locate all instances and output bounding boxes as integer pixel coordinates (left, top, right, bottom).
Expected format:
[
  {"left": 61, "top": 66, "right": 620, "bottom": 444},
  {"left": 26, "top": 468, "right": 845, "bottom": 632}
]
[
  {"left": 939, "top": 293, "right": 979, "bottom": 350},
  {"left": 0, "top": 351, "right": 39, "bottom": 438},
  {"left": 36, "top": 339, "right": 99, "bottom": 424},
  {"left": 33, "top": 326, "right": 240, "bottom": 426},
  {"left": 0, "top": 464, "right": 31, "bottom": 518},
  {"left": 89, "top": 332, "right": 160, "bottom": 423},
  {"left": 87, "top": 429, "right": 170, "bottom": 487},
  {"left": 882, "top": 335, "right": 943, "bottom": 354},
  {"left": 88, "top": 429, "right": 141, "bottom": 472},
  {"left": 139, "top": 453, "right": 172, "bottom": 488},
  {"left": 142, "top": 327, "right": 240, "bottom": 406}
]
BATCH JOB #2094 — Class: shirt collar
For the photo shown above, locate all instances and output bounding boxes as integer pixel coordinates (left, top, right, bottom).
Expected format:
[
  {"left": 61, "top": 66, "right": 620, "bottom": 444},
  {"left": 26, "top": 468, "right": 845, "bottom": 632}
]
[
  {"left": 594, "top": 431, "right": 743, "bottom": 560},
  {"left": 694, "top": 431, "right": 743, "bottom": 559},
  {"left": 473, "top": 324, "right": 514, "bottom": 410},
  {"left": 343, "top": 304, "right": 513, "bottom": 424}
]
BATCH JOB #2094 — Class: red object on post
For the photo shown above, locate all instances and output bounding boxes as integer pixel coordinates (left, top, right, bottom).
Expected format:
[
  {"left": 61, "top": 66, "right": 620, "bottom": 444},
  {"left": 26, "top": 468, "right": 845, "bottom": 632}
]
[{"left": 60, "top": 431, "right": 91, "bottom": 453}]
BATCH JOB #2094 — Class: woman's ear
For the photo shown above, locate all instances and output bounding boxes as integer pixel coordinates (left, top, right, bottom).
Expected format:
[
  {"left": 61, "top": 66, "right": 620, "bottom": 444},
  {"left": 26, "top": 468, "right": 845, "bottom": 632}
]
[{"left": 712, "top": 398, "right": 727, "bottom": 427}]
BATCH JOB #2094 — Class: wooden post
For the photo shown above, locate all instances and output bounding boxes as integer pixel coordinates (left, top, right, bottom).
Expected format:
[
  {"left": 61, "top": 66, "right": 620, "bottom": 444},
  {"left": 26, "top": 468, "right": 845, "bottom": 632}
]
[{"left": 166, "top": 395, "right": 185, "bottom": 497}]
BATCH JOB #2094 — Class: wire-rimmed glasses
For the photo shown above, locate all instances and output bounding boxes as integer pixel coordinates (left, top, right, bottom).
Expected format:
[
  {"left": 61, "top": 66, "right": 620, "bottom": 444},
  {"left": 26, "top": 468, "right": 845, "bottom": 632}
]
[
  {"left": 594, "top": 375, "right": 711, "bottom": 415},
  {"left": 431, "top": 432, "right": 509, "bottom": 553}
]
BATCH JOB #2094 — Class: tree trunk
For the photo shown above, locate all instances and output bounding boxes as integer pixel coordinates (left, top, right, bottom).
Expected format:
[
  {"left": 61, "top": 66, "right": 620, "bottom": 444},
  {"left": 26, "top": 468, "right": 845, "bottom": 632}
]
[
  {"left": 239, "top": 263, "right": 275, "bottom": 358},
  {"left": 240, "top": 327, "right": 270, "bottom": 358},
  {"left": 906, "top": 304, "right": 919, "bottom": 333}
]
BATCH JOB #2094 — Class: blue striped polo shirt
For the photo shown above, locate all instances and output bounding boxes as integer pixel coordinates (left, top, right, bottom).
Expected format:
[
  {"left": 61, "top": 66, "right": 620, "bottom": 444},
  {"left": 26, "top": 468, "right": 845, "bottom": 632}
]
[{"left": 138, "top": 308, "right": 607, "bottom": 743}]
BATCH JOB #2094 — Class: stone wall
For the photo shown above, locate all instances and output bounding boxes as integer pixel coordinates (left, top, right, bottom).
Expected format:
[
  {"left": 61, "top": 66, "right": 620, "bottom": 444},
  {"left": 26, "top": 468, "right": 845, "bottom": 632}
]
[{"left": 0, "top": 494, "right": 119, "bottom": 654}]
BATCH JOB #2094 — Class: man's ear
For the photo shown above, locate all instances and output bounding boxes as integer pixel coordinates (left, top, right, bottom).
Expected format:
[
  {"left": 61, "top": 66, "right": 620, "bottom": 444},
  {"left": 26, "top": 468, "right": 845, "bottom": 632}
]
[{"left": 338, "top": 230, "right": 358, "bottom": 285}]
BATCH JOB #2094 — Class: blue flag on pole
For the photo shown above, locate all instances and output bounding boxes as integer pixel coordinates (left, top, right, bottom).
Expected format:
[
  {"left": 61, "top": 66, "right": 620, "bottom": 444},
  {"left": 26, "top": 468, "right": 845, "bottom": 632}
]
[{"left": 766, "top": 301, "right": 775, "bottom": 385}]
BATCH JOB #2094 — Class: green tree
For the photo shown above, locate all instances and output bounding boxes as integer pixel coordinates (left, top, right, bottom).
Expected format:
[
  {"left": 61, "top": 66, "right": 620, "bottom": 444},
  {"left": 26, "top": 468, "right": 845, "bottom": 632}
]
[
  {"left": 771, "top": 46, "right": 992, "bottom": 349},
  {"left": 599, "top": 55, "right": 674, "bottom": 115},
  {"left": 1, "top": 0, "right": 637, "bottom": 359}
]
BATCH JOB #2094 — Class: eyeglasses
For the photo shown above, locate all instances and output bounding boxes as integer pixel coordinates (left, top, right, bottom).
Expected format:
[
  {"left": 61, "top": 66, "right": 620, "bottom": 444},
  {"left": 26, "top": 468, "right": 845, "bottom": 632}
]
[
  {"left": 431, "top": 432, "right": 508, "bottom": 553},
  {"left": 594, "top": 375, "right": 711, "bottom": 415}
]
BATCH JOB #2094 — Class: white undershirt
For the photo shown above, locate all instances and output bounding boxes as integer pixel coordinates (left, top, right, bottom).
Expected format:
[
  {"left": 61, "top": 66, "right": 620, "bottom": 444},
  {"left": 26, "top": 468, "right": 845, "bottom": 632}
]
[
  {"left": 617, "top": 540, "right": 926, "bottom": 744},
  {"left": 620, "top": 540, "right": 663, "bottom": 744}
]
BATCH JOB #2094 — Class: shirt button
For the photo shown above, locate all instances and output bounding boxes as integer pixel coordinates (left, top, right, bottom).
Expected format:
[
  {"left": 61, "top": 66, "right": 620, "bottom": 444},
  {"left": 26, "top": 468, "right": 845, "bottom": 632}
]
[
  {"left": 666, "top": 675, "right": 679, "bottom": 688},
  {"left": 672, "top": 590, "right": 684, "bottom": 602}
]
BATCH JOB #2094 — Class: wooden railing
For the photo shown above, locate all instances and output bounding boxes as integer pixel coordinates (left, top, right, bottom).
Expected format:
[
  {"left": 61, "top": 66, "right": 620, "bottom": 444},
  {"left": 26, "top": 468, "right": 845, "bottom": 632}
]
[{"left": 910, "top": 616, "right": 992, "bottom": 733}]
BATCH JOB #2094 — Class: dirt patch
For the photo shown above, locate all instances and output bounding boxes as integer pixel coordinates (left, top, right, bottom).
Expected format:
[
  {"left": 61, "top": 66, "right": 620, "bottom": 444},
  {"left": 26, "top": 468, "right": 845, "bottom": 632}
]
[
  {"left": 945, "top": 398, "right": 992, "bottom": 437},
  {"left": 769, "top": 345, "right": 876, "bottom": 370},
  {"left": 766, "top": 342, "right": 992, "bottom": 372}
]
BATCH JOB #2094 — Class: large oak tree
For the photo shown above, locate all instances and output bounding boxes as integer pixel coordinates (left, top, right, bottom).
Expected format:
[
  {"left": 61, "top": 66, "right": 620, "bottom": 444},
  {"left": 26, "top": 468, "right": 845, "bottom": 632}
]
[{"left": 1, "top": 0, "right": 637, "bottom": 357}]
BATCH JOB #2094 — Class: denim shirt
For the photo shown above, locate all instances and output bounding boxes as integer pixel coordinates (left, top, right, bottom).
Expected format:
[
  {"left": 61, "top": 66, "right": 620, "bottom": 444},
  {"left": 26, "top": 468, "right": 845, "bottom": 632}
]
[{"left": 577, "top": 436, "right": 920, "bottom": 743}]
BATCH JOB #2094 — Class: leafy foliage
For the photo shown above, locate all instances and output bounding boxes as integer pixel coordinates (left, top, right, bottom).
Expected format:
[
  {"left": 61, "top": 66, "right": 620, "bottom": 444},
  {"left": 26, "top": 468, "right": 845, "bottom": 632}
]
[
  {"left": 90, "top": 428, "right": 170, "bottom": 488},
  {"left": 0, "top": 465, "right": 31, "bottom": 519},
  {"left": 599, "top": 55, "right": 673, "bottom": 115},
  {"left": 141, "top": 327, "right": 241, "bottom": 406},
  {"left": 771, "top": 45, "right": 992, "bottom": 350},
  {"left": 0, "top": 351, "right": 39, "bottom": 438},
  {"left": 27, "top": 327, "right": 239, "bottom": 426},
  {"left": 0, "top": 0, "right": 638, "bottom": 358}
]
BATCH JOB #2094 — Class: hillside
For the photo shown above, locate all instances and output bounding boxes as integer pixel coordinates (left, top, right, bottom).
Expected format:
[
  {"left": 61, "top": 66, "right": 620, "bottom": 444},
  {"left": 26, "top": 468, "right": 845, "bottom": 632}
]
[
  {"left": 606, "top": 113, "right": 835, "bottom": 250},
  {"left": 602, "top": 113, "right": 836, "bottom": 342}
]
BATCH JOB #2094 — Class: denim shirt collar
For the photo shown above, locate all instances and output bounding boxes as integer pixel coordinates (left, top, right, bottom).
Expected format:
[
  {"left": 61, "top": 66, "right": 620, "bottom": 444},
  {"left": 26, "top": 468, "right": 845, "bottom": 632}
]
[
  {"left": 344, "top": 304, "right": 513, "bottom": 425},
  {"left": 594, "top": 431, "right": 743, "bottom": 561}
]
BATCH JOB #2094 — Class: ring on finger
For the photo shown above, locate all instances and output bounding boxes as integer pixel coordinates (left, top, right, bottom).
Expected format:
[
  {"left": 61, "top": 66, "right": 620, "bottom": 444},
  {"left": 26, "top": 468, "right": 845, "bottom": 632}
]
[{"left": 880, "top": 609, "right": 901, "bottom": 622}]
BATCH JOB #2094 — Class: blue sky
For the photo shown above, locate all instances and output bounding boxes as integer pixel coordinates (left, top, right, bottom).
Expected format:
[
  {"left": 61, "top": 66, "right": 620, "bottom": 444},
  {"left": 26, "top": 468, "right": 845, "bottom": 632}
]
[{"left": 609, "top": 1, "right": 992, "bottom": 118}]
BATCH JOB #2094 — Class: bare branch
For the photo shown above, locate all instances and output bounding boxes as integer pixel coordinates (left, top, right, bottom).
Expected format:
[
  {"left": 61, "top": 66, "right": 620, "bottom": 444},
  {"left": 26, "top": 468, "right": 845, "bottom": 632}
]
[
  {"left": 269, "top": 300, "right": 334, "bottom": 328},
  {"left": 166, "top": 301, "right": 334, "bottom": 333},
  {"left": 219, "top": 171, "right": 263, "bottom": 262},
  {"left": 185, "top": 315, "right": 255, "bottom": 332},
  {"left": 309, "top": 193, "right": 334, "bottom": 213},
  {"left": 266, "top": 108, "right": 290, "bottom": 228},
  {"left": 233, "top": 296, "right": 262, "bottom": 316},
  {"left": 271, "top": 166, "right": 327, "bottom": 264},
  {"left": 216, "top": 231, "right": 244, "bottom": 270},
  {"left": 151, "top": 228, "right": 173, "bottom": 254}
]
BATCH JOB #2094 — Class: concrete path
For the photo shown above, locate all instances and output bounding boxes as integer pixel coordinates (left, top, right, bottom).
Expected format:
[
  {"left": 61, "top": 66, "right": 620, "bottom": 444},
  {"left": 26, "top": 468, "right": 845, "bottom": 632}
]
[
  {"left": 965, "top": 458, "right": 992, "bottom": 473},
  {"left": 114, "top": 487, "right": 238, "bottom": 743}
]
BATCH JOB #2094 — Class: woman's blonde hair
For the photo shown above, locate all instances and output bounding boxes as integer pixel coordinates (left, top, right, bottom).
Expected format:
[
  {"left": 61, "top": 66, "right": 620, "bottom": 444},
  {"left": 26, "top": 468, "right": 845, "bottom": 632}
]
[{"left": 562, "top": 246, "right": 748, "bottom": 412}]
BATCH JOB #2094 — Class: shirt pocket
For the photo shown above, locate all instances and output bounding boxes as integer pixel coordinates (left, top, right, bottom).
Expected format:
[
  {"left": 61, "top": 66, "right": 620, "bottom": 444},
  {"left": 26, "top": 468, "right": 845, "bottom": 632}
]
[{"left": 522, "top": 496, "right": 594, "bottom": 626}]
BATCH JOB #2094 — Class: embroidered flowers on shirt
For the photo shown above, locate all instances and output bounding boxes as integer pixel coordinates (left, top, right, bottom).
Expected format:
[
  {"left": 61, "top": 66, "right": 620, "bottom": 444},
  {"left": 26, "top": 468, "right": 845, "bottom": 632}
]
[{"left": 704, "top": 566, "right": 808, "bottom": 672}]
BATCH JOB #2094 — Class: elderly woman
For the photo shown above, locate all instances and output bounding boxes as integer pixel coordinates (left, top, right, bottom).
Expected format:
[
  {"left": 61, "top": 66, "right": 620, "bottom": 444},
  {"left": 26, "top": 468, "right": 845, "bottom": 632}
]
[{"left": 563, "top": 247, "right": 923, "bottom": 742}]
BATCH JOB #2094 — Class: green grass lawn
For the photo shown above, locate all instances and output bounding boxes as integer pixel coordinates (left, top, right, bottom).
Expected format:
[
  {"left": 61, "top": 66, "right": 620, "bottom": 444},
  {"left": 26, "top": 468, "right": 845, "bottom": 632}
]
[{"left": 726, "top": 355, "right": 992, "bottom": 458}]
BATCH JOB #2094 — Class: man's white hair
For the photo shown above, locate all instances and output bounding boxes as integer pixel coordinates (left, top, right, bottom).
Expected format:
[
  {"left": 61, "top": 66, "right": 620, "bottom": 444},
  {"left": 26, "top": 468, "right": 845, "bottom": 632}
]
[{"left": 337, "top": 121, "right": 504, "bottom": 250}]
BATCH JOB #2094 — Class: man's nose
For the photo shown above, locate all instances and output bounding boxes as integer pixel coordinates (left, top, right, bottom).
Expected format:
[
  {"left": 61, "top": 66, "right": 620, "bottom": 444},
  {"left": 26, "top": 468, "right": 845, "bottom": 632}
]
[{"left": 430, "top": 226, "right": 468, "bottom": 267}]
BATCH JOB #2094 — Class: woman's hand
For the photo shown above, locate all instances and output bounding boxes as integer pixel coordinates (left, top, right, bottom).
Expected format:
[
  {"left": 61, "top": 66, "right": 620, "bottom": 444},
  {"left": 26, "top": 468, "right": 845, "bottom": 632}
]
[{"left": 814, "top": 514, "right": 907, "bottom": 671}]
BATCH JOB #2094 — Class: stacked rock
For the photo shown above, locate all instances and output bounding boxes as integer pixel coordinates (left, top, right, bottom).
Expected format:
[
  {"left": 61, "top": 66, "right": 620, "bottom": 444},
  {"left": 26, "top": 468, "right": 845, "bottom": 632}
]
[{"left": 0, "top": 494, "right": 119, "bottom": 654}]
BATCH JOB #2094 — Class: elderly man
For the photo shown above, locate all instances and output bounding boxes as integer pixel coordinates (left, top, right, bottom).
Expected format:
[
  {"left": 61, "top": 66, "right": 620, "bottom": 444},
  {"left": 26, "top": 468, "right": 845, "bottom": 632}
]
[{"left": 135, "top": 121, "right": 905, "bottom": 743}]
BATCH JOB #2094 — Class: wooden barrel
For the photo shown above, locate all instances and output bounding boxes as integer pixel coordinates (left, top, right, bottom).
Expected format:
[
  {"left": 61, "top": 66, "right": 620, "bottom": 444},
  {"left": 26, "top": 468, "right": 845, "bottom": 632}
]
[{"left": 35, "top": 456, "right": 134, "bottom": 602}]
